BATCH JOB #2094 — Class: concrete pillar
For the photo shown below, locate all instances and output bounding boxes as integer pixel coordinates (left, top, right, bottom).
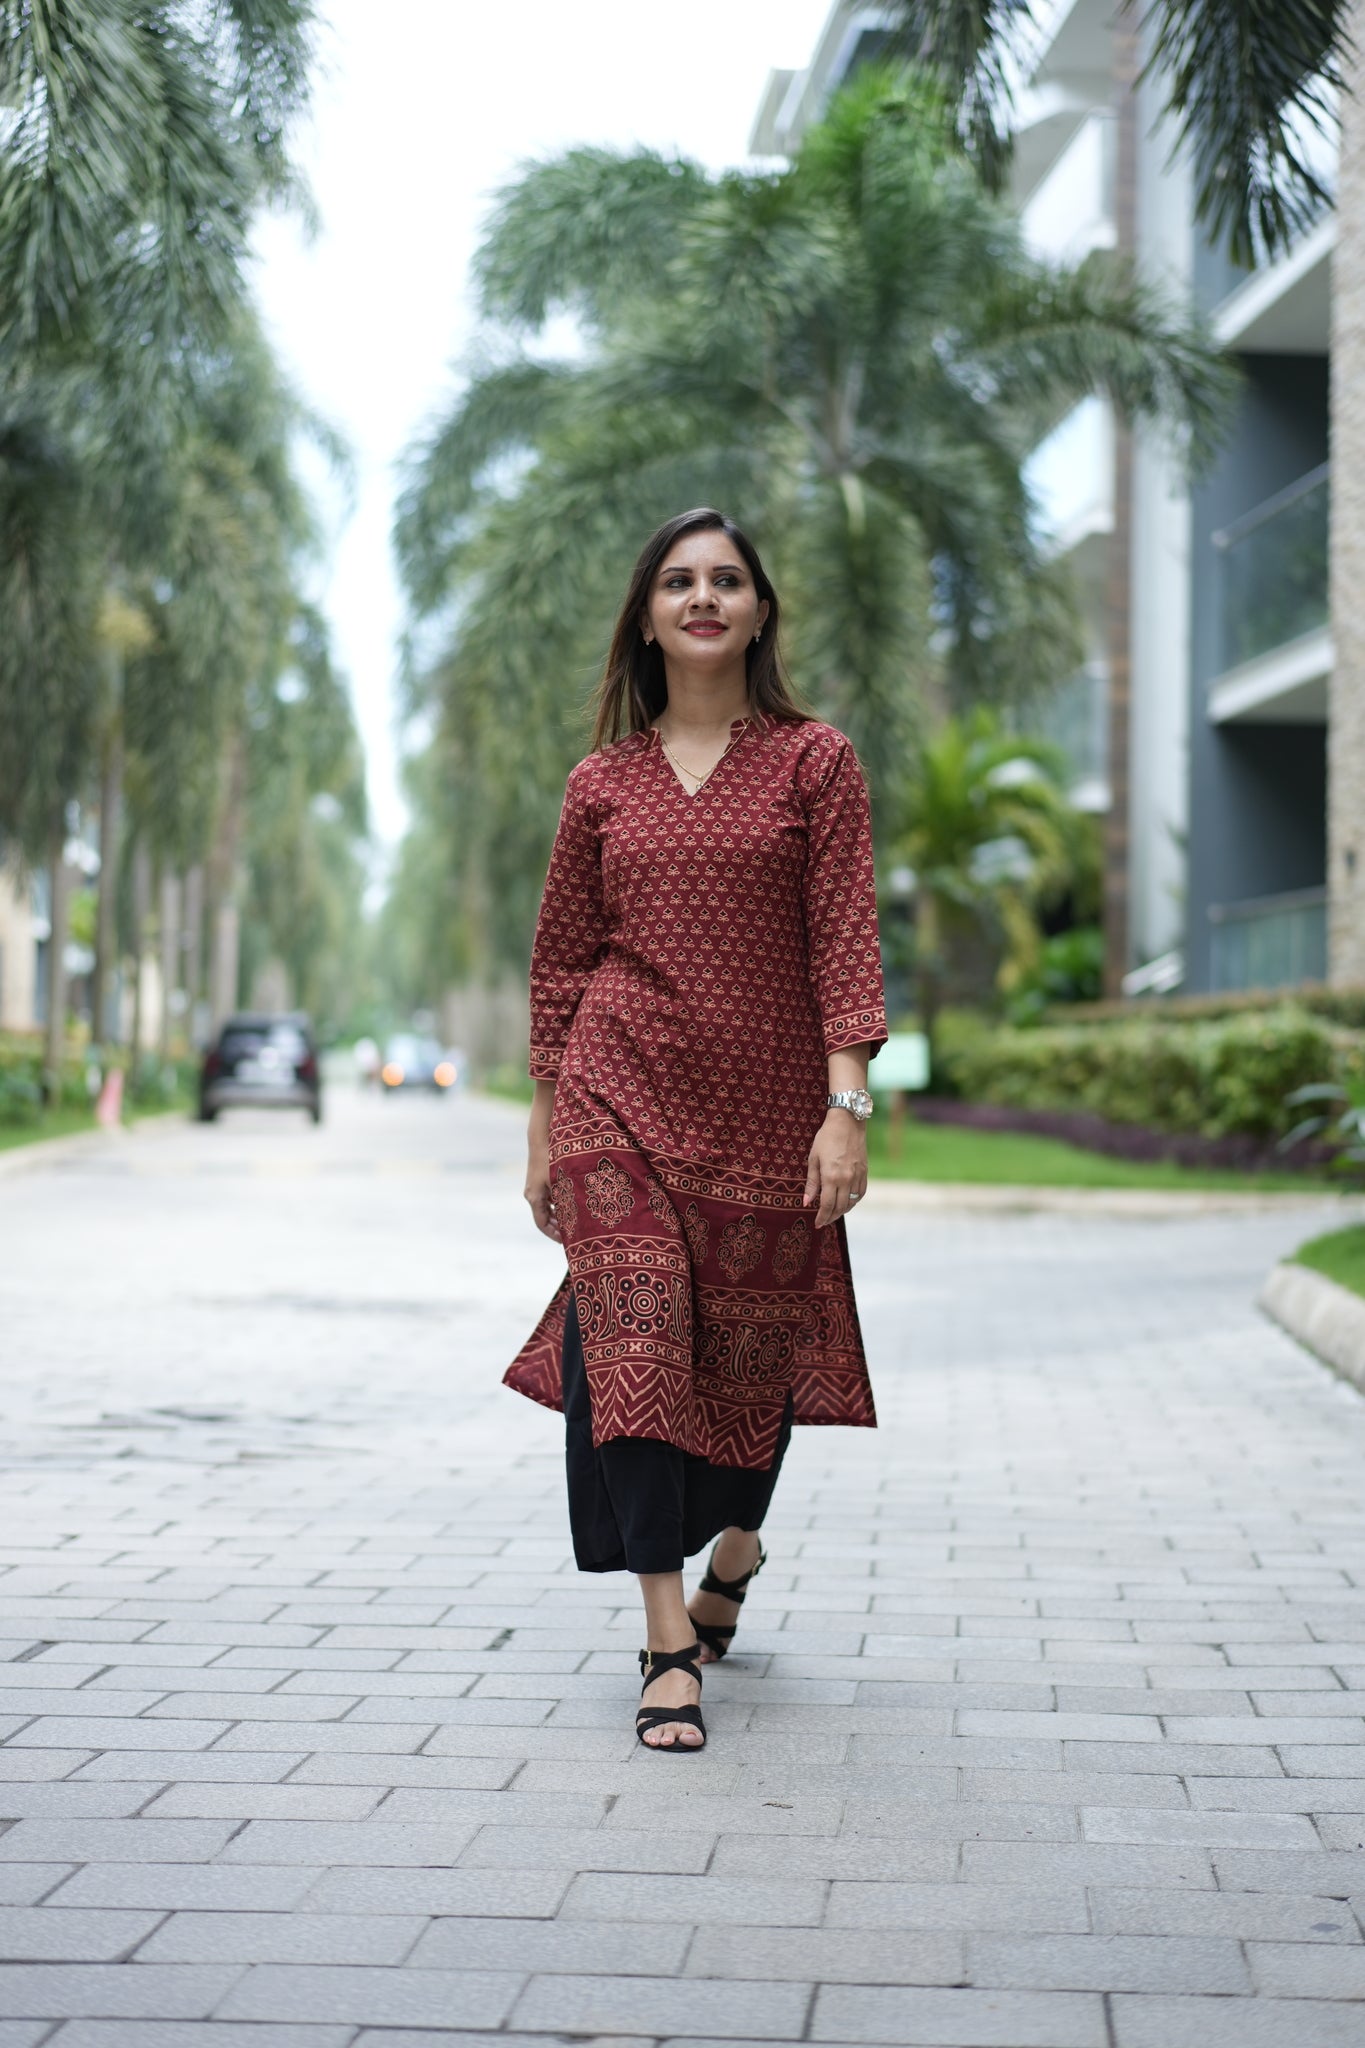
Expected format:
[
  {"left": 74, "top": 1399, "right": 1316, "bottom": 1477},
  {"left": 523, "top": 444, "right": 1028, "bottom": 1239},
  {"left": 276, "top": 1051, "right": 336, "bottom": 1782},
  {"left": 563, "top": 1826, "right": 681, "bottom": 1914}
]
[{"left": 1329, "top": 2, "right": 1365, "bottom": 982}]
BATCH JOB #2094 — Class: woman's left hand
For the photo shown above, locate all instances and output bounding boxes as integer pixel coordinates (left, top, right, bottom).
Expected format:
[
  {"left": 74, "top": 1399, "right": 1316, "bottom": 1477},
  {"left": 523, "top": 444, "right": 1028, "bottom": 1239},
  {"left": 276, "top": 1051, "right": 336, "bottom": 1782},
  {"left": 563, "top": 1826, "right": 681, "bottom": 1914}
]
[{"left": 804, "top": 1112, "right": 868, "bottom": 1228}]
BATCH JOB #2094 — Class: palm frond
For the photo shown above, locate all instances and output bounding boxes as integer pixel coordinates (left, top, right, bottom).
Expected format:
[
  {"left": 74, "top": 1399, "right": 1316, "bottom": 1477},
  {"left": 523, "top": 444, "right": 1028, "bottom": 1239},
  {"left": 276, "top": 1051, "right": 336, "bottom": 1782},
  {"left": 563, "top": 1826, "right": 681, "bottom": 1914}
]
[
  {"left": 474, "top": 147, "right": 712, "bottom": 330},
  {"left": 1143, "top": 0, "right": 1351, "bottom": 266},
  {"left": 969, "top": 250, "right": 1240, "bottom": 469},
  {"left": 883, "top": 2, "right": 1037, "bottom": 186}
]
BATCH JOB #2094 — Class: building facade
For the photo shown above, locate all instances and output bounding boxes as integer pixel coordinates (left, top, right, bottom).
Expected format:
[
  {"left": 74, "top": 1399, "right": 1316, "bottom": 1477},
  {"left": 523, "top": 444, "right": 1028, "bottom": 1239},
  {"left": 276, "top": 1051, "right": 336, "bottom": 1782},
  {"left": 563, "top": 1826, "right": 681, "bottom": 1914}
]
[
  {"left": 755, "top": 0, "right": 1338, "bottom": 995},
  {"left": 0, "top": 850, "right": 38, "bottom": 1032}
]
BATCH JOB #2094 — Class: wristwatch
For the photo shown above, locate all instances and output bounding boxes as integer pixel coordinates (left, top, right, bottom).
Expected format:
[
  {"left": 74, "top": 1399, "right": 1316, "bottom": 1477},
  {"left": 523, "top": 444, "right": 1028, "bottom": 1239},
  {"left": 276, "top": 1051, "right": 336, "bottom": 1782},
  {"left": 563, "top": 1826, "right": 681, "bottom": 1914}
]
[{"left": 827, "top": 1088, "right": 874, "bottom": 1122}]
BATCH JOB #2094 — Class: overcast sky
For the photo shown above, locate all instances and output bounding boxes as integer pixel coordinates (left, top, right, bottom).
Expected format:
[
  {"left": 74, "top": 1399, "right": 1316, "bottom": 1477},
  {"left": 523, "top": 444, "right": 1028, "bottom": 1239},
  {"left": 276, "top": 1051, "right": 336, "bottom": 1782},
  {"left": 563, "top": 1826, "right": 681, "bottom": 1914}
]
[{"left": 251, "top": 0, "right": 833, "bottom": 862}]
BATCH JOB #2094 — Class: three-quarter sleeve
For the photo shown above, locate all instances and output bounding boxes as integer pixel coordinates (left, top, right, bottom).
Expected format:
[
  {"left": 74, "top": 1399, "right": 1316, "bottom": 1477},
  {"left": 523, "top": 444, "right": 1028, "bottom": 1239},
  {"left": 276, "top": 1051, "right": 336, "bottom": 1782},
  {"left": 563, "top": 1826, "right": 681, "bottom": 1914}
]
[
  {"left": 527, "top": 763, "right": 607, "bottom": 1079},
  {"left": 799, "top": 732, "right": 888, "bottom": 1059}
]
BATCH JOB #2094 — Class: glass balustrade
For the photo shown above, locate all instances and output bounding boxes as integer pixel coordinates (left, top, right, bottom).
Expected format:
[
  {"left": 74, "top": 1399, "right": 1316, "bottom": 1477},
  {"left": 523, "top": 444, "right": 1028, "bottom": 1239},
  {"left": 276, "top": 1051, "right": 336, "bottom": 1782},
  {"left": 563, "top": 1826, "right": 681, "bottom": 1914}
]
[
  {"left": 1213, "top": 465, "right": 1329, "bottom": 675},
  {"left": 1208, "top": 886, "right": 1327, "bottom": 991}
]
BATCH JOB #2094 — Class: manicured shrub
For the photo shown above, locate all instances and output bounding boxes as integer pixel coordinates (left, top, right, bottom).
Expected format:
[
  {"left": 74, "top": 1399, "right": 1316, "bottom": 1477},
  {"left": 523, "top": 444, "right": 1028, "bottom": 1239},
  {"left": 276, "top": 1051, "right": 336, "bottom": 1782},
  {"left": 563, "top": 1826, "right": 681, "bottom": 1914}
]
[
  {"left": 1055, "top": 985, "right": 1365, "bottom": 1030},
  {"left": 938, "top": 1005, "right": 1360, "bottom": 1139}
]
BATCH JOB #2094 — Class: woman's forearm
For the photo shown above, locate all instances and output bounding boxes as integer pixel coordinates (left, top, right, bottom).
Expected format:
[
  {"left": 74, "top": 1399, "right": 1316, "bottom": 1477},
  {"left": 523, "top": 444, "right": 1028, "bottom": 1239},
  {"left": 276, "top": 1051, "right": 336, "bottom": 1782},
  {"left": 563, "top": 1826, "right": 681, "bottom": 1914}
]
[
  {"left": 529, "top": 1075, "right": 558, "bottom": 1135},
  {"left": 826, "top": 1044, "right": 871, "bottom": 1094}
]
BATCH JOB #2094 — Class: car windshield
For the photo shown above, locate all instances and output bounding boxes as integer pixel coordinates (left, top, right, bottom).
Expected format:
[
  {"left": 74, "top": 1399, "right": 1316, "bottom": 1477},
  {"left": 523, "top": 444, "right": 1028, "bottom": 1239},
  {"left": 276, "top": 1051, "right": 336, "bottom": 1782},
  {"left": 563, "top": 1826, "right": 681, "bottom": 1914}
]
[{"left": 221, "top": 1022, "right": 309, "bottom": 1059}]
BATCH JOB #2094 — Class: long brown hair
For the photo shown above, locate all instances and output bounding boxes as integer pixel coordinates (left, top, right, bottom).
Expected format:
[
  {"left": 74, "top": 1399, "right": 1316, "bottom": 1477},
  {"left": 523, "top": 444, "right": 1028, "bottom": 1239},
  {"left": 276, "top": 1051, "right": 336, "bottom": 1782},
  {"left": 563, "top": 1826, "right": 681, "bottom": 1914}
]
[{"left": 591, "top": 508, "right": 811, "bottom": 749}]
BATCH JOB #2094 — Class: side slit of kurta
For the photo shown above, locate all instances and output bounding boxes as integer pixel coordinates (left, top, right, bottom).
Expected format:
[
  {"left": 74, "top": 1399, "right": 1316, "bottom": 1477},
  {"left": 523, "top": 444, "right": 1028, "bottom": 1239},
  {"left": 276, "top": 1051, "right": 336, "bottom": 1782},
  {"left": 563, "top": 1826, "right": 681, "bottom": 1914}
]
[{"left": 563, "top": 1289, "right": 793, "bottom": 1575}]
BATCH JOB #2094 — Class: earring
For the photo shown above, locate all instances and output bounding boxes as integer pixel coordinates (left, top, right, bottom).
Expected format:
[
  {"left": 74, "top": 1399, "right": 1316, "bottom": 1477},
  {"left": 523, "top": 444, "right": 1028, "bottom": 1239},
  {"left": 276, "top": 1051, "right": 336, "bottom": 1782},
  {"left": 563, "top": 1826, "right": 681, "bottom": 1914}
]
[{"left": 753, "top": 629, "right": 762, "bottom": 643}]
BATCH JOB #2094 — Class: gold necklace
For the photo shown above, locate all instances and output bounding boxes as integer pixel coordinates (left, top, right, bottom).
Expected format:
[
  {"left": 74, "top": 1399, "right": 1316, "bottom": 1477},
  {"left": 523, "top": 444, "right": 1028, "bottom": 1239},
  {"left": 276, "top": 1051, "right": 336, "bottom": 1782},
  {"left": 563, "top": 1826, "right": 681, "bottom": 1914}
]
[{"left": 657, "top": 718, "right": 749, "bottom": 793}]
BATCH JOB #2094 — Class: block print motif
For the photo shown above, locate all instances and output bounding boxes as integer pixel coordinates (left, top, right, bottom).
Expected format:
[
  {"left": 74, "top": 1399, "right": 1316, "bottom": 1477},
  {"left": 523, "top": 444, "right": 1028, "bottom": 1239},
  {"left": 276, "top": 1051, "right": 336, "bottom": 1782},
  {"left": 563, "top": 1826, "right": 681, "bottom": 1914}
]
[
  {"left": 682, "top": 1200, "right": 709, "bottom": 1267},
  {"left": 583, "top": 1155, "right": 635, "bottom": 1226},
  {"left": 772, "top": 1217, "right": 812, "bottom": 1286},
  {"left": 551, "top": 1171, "right": 577, "bottom": 1240},
  {"left": 717, "top": 1213, "right": 766, "bottom": 1284}
]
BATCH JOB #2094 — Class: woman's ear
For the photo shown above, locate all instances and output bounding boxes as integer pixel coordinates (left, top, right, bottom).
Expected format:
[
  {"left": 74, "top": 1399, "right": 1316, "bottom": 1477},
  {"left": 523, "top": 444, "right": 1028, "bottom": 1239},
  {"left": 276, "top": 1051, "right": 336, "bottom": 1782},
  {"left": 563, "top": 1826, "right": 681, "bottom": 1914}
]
[
  {"left": 755, "top": 599, "right": 770, "bottom": 634},
  {"left": 640, "top": 611, "right": 654, "bottom": 645}
]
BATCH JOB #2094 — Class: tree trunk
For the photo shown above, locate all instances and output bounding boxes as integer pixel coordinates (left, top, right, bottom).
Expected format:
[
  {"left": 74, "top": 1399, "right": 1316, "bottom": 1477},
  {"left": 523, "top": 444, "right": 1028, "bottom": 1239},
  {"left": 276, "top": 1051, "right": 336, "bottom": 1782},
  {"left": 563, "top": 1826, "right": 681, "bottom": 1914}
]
[
  {"left": 1329, "top": 0, "right": 1365, "bottom": 982},
  {"left": 90, "top": 712, "right": 123, "bottom": 1050},
  {"left": 915, "top": 887, "right": 942, "bottom": 1079},
  {"left": 128, "top": 839, "right": 151, "bottom": 1075},
  {"left": 207, "top": 729, "right": 248, "bottom": 1029},
  {"left": 1102, "top": 21, "right": 1140, "bottom": 998},
  {"left": 182, "top": 864, "right": 205, "bottom": 1043},
  {"left": 158, "top": 869, "right": 181, "bottom": 1059},
  {"left": 42, "top": 803, "right": 70, "bottom": 1102}
]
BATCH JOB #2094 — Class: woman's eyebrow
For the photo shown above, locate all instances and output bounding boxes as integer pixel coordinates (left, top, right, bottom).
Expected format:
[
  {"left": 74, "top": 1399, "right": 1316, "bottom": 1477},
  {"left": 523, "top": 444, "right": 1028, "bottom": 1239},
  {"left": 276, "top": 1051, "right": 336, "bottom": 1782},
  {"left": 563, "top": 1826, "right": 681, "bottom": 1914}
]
[{"left": 658, "top": 560, "right": 745, "bottom": 577}]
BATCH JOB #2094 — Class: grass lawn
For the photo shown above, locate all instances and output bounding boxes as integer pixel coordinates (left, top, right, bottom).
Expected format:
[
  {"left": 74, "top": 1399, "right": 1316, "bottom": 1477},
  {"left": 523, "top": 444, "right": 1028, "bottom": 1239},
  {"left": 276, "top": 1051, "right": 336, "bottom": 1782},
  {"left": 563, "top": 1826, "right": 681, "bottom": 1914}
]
[
  {"left": 0, "top": 1097, "right": 192, "bottom": 1156},
  {"left": 866, "top": 1116, "right": 1329, "bottom": 1191},
  {"left": 481, "top": 1077, "right": 1325, "bottom": 1193},
  {"left": 0, "top": 1105, "right": 99, "bottom": 1153},
  {"left": 1293, "top": 1225, "right": 1365, "bottom": 1299}
]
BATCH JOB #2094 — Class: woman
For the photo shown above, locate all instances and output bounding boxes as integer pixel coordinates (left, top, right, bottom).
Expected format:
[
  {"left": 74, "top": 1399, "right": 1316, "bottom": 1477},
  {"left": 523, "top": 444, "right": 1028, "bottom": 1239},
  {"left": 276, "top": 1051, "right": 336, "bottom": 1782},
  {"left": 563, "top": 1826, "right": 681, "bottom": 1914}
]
[{"left": 507, "top": 507, "right": 885, "bottom": 1751}]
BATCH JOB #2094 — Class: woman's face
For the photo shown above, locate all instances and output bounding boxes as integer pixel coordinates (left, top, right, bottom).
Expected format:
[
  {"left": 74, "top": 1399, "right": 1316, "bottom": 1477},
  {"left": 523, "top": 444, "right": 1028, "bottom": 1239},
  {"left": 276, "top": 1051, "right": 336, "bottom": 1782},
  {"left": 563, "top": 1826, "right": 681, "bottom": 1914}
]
[{"left": 641, "top": 529, "right": 769, "bottom": 668}]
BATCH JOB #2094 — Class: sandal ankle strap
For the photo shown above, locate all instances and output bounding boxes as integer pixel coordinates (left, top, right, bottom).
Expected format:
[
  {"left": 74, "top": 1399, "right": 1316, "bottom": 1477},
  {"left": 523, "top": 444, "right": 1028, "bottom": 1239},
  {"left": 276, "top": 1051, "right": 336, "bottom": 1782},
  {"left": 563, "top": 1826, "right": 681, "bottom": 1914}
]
[
  {"left": 698, "top": 1542, "right": 767, "bottom": 1604},
  {"left": 639, "top": 1641, "right": 704, "bottom": 1685}
]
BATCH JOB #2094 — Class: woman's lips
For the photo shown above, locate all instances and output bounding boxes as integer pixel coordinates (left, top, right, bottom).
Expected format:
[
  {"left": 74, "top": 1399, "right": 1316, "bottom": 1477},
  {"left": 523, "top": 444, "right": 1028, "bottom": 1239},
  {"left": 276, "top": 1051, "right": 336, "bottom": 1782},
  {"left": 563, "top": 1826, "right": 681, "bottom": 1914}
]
[{"left": 683, "top": 622, "right": 726, "bottom": 635}]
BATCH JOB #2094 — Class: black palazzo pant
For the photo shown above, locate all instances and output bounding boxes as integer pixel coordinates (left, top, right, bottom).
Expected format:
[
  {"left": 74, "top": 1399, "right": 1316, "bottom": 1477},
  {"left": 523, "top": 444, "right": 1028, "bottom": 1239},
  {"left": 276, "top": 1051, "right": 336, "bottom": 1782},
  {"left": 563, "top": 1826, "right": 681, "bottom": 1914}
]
[{"left": 563, "top": 1291, "right": 793, "bottom": 1575}]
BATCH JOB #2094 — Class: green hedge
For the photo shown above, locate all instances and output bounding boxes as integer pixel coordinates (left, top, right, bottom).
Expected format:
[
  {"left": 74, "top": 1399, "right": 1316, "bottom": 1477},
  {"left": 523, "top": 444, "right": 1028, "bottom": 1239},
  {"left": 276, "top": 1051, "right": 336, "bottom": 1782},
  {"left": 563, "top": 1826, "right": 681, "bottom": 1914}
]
[
  {"left": 1051, "top": 985, "right": 1365, "bottom": 1030},
  {"left": 938, "top": 1005, "right": 1362, "bottom": 1139}
]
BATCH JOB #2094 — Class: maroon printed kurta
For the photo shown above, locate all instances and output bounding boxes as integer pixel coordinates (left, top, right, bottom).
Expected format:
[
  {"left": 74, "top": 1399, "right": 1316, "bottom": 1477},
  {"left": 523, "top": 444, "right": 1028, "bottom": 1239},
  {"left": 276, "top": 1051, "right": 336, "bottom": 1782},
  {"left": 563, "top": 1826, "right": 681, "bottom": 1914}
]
[{"left": 505, "top": 711, "right": 887, "bottom": 1469}]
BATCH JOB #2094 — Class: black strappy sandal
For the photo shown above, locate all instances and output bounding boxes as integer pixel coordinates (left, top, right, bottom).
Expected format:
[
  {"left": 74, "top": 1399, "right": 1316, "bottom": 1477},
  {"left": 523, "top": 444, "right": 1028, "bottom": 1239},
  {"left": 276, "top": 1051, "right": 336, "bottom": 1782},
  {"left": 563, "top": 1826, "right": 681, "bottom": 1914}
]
[
  {"left": 690, "top": 1541, "right": 767, "bottom": 1662},
  {"left": 636, "top": 1642, "right": 707, "bottom": 1752}
]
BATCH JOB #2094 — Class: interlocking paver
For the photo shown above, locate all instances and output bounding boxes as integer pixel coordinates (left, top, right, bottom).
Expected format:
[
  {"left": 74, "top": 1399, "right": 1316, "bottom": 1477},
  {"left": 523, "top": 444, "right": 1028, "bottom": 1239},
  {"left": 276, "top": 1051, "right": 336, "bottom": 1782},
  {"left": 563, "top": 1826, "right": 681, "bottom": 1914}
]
[
  {"left": 510, "top": 1971, "right": 812, "bottom": 2039},
  {"left": 134, "top": 1907, "right": 424, "bottom": 1963},
  {"left": 810, "top": 1983, "right": 1107, "bottom": 2045},
  {"left": 1111, "top": 1993, "right": 1365, "bottom": 2046},
  {"left": 47, "top": 2027, "right": 353, "bottom": 2047},
  {"left": 4, "top": 1091, "right": 1364, "bottom": 2045},
  {"left": 405, "top": 1912, "right": 692, "bottom": 1973},
  {"left": 0, "top": 1962, "right": 242, "bottom": 2016},
  {"left": 965, "top": 1931, "right": 1251, "bottom": 1991},
  {"left": 214, "top": 1961, "right": 522, "bottom": 2025},
  {"left": 0, "top": 1907, "right": 164, "bottom": 1960}
]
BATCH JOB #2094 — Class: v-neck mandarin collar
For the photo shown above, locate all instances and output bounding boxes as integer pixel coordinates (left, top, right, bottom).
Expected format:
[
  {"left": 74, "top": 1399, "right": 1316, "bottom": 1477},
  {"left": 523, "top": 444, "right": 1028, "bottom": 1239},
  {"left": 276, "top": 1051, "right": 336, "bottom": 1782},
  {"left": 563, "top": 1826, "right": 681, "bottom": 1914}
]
[{"left": 646, "top": 708, "right": 772, "bottom": 746}]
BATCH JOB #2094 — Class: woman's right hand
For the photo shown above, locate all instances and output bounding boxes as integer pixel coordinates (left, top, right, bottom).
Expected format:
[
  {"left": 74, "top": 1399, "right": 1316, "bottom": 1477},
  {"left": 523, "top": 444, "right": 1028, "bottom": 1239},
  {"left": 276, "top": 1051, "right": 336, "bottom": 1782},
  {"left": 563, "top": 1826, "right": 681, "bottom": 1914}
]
[
  {"left": 525, "top": 1132, "right": 562, "bottom": 1241},
  {"left": 525, "top": 1078, "right": 562, "bottom": 1240}
]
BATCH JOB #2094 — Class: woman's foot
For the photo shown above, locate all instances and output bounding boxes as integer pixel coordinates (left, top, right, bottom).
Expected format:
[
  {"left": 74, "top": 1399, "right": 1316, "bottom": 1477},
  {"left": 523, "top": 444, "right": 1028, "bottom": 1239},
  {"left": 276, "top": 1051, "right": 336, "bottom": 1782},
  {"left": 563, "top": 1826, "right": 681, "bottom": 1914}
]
[
  {"left": 636, "top": 1641, "right": 706, "bottom": 1750},
  {"left": 688, "top": 1527, "right": 763, "bottom": 1665}
]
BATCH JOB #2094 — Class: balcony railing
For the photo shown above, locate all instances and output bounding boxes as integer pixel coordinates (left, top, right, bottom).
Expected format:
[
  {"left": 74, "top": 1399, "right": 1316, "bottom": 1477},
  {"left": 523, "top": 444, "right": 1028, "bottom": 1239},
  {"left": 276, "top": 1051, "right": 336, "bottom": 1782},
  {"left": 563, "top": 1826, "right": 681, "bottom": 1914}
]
[
  {"left": 1208, "top": 885, "right": 1327, "bottom": 992},
  {"left": 1212, "top": 464, "right": 1329, "bottom": 675},
  {"left": 1031, "top": 662, "right": 1107, "bottom": 789}
]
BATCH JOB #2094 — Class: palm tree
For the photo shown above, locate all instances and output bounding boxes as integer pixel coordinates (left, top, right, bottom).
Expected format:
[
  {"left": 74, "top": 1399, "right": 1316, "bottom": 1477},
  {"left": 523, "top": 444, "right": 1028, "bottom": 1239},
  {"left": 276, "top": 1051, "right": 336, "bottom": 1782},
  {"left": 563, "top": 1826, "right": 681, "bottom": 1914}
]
[
  {"left": 395, "top": 65, "right": 1232, "bottom": 992},
  {"left": 0, "top": 383, "right": 102, "bottom": 1085},
  {"left": 895, "top": 709, "right": 1086, "bottom": 1066},
  {"left": 0, "top": 2, "right": 321, "bottom": 1060}
]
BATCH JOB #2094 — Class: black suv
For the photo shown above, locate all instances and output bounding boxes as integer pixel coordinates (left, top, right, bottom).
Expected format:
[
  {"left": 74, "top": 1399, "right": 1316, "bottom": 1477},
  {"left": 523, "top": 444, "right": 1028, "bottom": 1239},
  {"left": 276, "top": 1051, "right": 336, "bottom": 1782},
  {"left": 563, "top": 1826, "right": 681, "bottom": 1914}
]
[{"left": 199, "top": 1013, "right": 322, "bottom": 1124}]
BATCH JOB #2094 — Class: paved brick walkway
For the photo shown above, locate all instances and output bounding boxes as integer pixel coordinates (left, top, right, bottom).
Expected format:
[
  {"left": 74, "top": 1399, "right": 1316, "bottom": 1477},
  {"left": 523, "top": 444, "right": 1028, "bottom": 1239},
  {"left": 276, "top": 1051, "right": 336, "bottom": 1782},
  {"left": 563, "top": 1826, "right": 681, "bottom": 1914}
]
[{"left": 0, "top": 1089, "right": 1363, "bottom": 2046}]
